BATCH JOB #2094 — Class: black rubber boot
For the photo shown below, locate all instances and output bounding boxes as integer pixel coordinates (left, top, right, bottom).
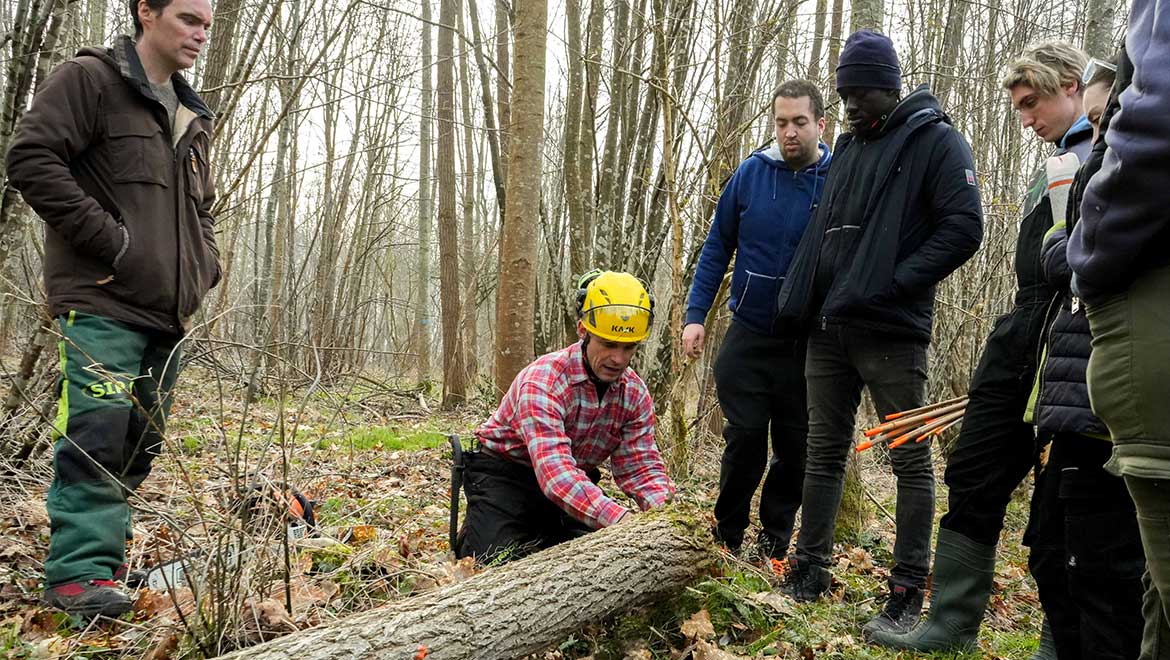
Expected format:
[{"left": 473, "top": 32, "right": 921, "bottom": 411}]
[{"left": 867, "top": 528, "right": 997, "bottom": 651}]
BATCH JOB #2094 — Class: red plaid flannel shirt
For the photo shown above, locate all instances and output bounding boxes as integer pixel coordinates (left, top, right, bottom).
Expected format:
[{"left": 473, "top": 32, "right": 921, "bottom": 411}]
[{"left": 476, "top": 341, "right": 676, "bottom": 528}]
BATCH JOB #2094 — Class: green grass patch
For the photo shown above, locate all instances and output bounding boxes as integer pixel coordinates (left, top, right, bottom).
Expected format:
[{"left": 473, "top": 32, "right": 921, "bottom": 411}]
[
  {"left": 316, "top": 426, "right": 447, "bottom": 452},
  {"left": 180, "top": 435, "right": 204, "bottom": 454}
]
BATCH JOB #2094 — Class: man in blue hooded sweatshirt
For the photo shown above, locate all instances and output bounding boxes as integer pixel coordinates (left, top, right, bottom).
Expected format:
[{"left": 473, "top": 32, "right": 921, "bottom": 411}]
[
  {"left": 775, "top": 30, "right": 983, "bottom": 636},
  {"left": 682, "top": 79, "right": 830, "bottom": 560}
]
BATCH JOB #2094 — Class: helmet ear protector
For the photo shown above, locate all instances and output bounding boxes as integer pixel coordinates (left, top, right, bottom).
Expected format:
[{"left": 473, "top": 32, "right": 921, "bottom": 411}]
[{"left": 575, "top": 269, "right": 605, "bottom": 316}]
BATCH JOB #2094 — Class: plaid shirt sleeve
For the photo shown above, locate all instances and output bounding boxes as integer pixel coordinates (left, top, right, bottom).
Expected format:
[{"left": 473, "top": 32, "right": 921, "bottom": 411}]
[
  {"left": 608, "top": 382, "right": 676, "bottom": 510},
  {"left": 515, "top": 381, "right": 630, "bottom": 528}
]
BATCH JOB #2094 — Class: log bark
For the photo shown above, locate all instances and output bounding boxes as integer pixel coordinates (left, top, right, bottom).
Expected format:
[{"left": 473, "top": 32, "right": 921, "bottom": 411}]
[{"left": 216, "top": 509, "right": 716, "bottom": 660}]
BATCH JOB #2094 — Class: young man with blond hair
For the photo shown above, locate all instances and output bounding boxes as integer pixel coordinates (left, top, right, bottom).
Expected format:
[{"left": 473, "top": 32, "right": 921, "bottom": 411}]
[{"left": 870, "top": 40, "right": 1099, "bottom": 658}]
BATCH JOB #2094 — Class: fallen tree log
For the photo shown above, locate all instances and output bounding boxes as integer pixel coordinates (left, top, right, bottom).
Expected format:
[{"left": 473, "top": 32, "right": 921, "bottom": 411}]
[{"left": 216, "top": 507, "right": 717, "bottom": 659}]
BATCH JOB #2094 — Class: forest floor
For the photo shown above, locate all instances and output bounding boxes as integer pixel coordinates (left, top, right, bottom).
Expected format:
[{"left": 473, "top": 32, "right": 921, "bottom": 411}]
[{"left": 0, "top": 364, "right": 1046, "bottom": 659}]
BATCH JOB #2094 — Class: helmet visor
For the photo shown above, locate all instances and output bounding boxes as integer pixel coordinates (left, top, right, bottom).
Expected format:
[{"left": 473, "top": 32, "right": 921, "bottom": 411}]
[{"left": 583, "top": 304, "right": 653, "bottom": 342}]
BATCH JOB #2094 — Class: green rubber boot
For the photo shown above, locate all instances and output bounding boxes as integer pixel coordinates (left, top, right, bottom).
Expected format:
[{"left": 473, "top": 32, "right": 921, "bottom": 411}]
[
  {"left": 867, "top": 528, "right": 997, "bottom": 651},
  {"left": 1028, "top": 618, "right": 1056, "bottom": 660}
]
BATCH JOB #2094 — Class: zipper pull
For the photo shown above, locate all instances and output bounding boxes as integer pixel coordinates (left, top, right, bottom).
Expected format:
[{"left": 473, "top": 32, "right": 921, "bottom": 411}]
[
  {"left": 820, "top": 317, "right": 827, "bottom": 331},
  {"left": 1070, "top": 296, "right": 1080, "bottom": 314}
]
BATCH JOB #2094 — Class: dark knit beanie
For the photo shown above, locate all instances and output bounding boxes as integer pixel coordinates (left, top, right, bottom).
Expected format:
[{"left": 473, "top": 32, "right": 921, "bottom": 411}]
[{"left": 836, "top": 29, "right": 902, "bottom": 91}]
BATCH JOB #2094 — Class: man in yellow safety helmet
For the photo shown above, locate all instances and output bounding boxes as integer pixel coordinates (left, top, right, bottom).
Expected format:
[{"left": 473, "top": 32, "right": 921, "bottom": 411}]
[{"left": 455, "top": 270, "right": 676, "bottom": 563}]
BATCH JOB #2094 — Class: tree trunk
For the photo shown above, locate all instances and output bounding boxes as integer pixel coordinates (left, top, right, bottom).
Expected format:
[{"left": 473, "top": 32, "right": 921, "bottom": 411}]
[
  {"left": 1082, "top": 0, "right": 1119, "bottom": 57},
  {"left": 495, "top": 0, "right": 512, "bottom": 177},
  {"left": 216, "top": 510, "right": 716, "bottom": 660},
  {"left": 822, "top": 0, "right": 844, "bottom": 143},
  {"left": 493, "top": 0, "right": 547, "bottom": 397},
  {"left": 592, "top": 0, "right": 627, "bottom": 265},
  {"left": 414, "top": 0, "right": 435, "bottom": 382},
  {"left": 437, "top": 0, "right": 467, "bottom": 408},
  {"left": 851, "top": 0, "right": 884, "bottom": 32},
  {"left": 197, "top": 0, "right": 243, "bottom": 113},
  {"left": 457, "top": 3, "right": 480, "bottom": 385},
  {"left": 806, "top": 0, "right": 827, "bottom": 80},
  {"left": 562, "top": 0, "right": 587, "bottom": 279},
  {"left": 932, "top": 0, "right": 971, "bottom": 104},
  {"left": 464, "top": 0, "right": 507, "bottom": 220}
]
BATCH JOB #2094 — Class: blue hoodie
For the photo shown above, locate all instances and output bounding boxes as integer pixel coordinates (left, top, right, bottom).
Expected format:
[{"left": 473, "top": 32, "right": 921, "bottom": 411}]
[
  {"left": 1069, "top": 0, "right": 1170, "bottom": 302},
  {"left": 685, "top": 142, "right": 831, "bottom": 335}
]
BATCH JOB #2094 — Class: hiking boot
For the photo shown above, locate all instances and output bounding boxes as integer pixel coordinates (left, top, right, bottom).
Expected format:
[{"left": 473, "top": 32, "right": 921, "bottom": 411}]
[
  {"left": 867, "top": 528, "right": 996, "bottom": 651},
  {"left": 43, "top": 580, "right": 133, "bottom": 619},
  {"left": 780, "top": 557, "right": 831, "bottom": 602},
  {"left": 113, "top": 563, "right": 146, "bottom": 588},
  {"left": 712, "top": 524, "right": 744, "bottom": 555},
  {"left": 863, "top": 583, "right": 925, "bottom": 638},
  {"left": 755, "top": 531, "right": 789, "bottom": 562}
]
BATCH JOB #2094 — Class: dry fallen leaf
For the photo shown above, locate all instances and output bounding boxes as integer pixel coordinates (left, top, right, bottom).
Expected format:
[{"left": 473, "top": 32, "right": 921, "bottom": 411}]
[
  {"left": 439, "top": 556, "right": 478, "bottom": 585},
  {"left": 143, "top": 630, "right": 180, "bottom": 660},
  {"left": 242, "top": 598, "right": 299, "bottom": 642},
  {"left": 135, "top": 587, "right": 196, "bottom": 619},
  {"left": 692, "top": 640, "right": 744, "bottom": 660},
  {"left": 680, "top": 609, "right": 716, "bottom": 641},
  {"left": 845, "top": 547, "right": 874, "bottom": 572},
  {"left": 622, "top": 643, "right": 652, "bottom": 660},
  {"left": 748, "top": 591, "right": 794, "bottom": 616}
]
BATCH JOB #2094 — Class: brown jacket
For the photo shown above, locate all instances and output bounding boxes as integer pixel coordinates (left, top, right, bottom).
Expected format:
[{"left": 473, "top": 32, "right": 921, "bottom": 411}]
[{"left": 7, "top": 37, "right": 219, "bottom": 334}]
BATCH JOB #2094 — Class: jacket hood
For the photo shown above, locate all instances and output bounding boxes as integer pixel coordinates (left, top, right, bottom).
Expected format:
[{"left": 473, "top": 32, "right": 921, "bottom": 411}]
[
  {"left": 1059, "top": 115, "right": 1092, "bottom": 149},
  {"left": 749, "top": 142, "right": 832, "bottom": 202},
  {"left": 77, "top": 37, "right": 214, "bottom": 119},
  {"left": 881, "top": 84, "right": 946, "bottom": 134},
  {"left": 752, "top": 142, "right": 832, "bottom": 171}
]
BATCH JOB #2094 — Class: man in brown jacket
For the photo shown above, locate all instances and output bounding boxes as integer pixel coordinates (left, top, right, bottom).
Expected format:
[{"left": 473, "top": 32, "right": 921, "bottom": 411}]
[{"left": 6, "top": 0, "right": 216, "bottom": 619}]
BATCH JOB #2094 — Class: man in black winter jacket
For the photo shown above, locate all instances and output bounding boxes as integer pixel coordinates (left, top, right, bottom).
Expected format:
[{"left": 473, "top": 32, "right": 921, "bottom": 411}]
[
  {"left": 777, "top": 30, "right": 983, "bottom": 638},
  {"left": 870, "top": 40, "right": 1098, "bottom": 657}
]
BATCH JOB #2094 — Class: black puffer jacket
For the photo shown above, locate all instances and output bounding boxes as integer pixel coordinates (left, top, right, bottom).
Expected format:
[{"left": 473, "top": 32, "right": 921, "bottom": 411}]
[
  {"left": 774, "top": 85, "right": 983, "bottom": 341},
  {"left": 1034, "top": 46, "right": 1132, "bottom": 437}
]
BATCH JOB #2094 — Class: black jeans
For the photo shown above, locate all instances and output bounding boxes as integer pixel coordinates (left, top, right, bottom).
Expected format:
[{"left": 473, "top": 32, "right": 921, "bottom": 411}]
[
  {"left": 454, "top": 451, "right": 597, "bottom": 563},
  {"left": 712, "top": 322, "right": 807, "bottom": 556},
  {"left": 1027, "top": 435, "right": 1145, "bottom": 660},
  {"left": 794, "top": 323, "right": 934, "bottom": 588},
  {"left": 940, "top": 306, "right": 1045, "bottom": 547}
]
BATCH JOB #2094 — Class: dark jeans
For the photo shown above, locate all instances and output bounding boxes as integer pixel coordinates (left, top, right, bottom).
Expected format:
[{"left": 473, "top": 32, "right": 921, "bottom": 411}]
[
  {"left": 794, "top": 323, "right": 933, "bottom": 588},
  {"left": 712, "top": 322, "right": 807, "bottom": 556},
  {"left": 1027, "top": 435, "right": 1145, "bottom": 659},
  {"left": 1124, "top": 478, "right": 1170, "bottom": 660},
  {"left": 940, "top": 305, "right": 1046, "bottom": 547},
  {"left": 455, "top": 451, "right": 596, "bottom": 563}
]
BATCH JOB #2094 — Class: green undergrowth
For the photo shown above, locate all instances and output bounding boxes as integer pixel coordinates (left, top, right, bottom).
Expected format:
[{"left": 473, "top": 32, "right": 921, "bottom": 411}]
[
  {"left": 554, "top": 553, "right": 1043, "bottom": 659},
  {"left": 315, "top": 426, "right": 447, "bottom": 451}
]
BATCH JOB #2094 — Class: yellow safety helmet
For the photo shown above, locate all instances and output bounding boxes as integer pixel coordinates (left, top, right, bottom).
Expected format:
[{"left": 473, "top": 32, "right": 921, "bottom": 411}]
[{"left": 576, "top": 270, "right": 655, "bottom": 343}]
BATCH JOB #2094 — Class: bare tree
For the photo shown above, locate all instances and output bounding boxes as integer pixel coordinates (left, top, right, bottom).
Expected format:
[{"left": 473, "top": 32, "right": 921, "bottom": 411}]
[
  {"left": 457, "top": 2, "right": 480, "bottom": 385},
  {"left": 852, "top": 0, "right": 885, "bottom": 31},
  {"left": 413, "top": 0, "right": 434, "bottom": 381},
  {"left": 1083, "top": 0, "right": 1121, "bottom": 56},
  {"left": 436, "top": 0, "right": 467, "bottom": 407},
  {"left": 494, "top": 0, "right": 547, "bottom": 396}
]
